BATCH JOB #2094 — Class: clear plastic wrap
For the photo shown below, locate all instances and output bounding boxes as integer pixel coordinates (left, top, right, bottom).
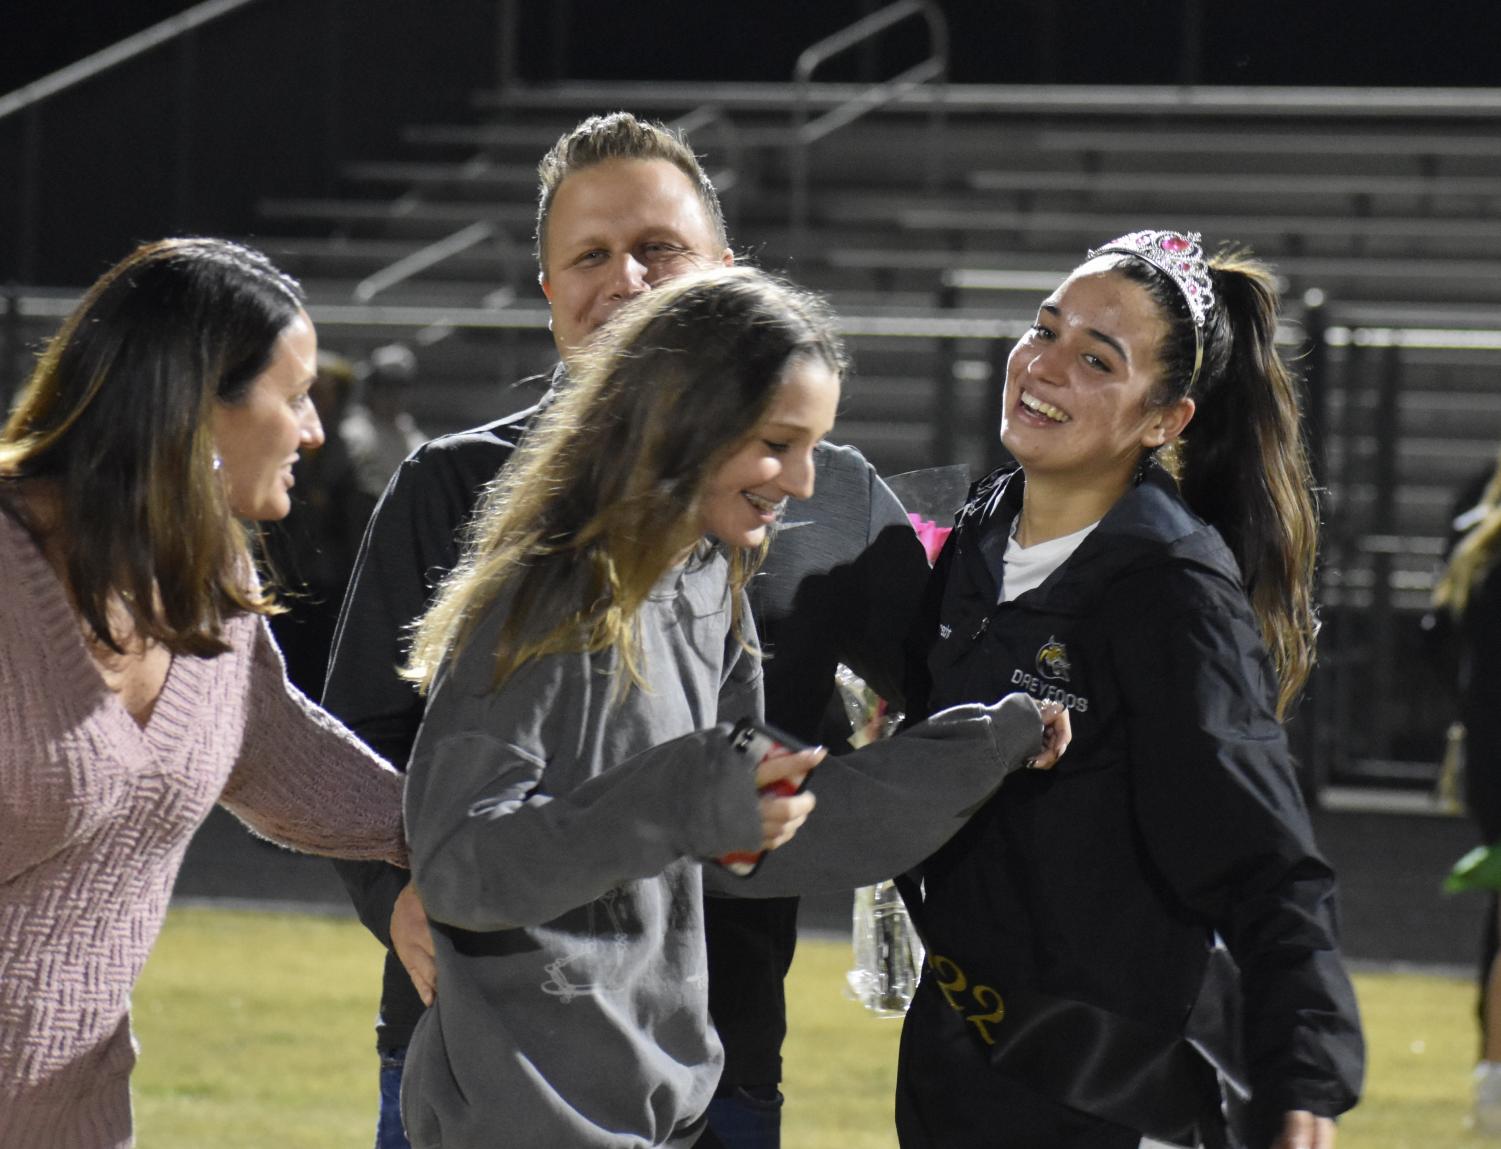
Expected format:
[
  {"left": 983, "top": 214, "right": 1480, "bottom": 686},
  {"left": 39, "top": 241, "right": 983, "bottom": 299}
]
[
  {"left": 839, "top": 467, "right": 971, "bottom": 1017},
  {"left": 847, "top": 878, "right": 925, "bottom": 1017},
  {"left": 836, "top": 663, "right": 924, "bottom": 1017}
]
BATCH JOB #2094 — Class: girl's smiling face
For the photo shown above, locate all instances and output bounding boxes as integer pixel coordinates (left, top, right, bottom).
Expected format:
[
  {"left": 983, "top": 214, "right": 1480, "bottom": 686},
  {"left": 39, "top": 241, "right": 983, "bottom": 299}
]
[
  {"left": 699, "top": 355, "right": 841, "bottom": 548},
  {"left": 1001, "top": 262, "right": 1193, "bottom": 490}
]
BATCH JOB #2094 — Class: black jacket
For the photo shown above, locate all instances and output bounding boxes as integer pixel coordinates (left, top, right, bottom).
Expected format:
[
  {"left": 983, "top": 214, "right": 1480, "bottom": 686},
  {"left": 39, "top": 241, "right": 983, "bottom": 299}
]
[
  {"left": 326, "top": 399, "right": 544, "bottom": 1051},
  {"left": 897, "top": 462, "right": 1364, "bottom": 1149}
]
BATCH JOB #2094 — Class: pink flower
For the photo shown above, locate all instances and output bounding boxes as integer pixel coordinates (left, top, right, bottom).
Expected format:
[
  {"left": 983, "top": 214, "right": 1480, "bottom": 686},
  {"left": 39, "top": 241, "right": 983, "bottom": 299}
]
[{"left": 907, "top": 514, "right": 952, "bottom": 565}]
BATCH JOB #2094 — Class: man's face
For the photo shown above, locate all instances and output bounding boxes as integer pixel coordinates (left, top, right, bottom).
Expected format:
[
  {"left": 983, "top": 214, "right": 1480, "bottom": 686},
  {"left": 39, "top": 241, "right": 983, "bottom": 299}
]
[{"left": 539, "top": 157, "right": 732, "bottom": 361}]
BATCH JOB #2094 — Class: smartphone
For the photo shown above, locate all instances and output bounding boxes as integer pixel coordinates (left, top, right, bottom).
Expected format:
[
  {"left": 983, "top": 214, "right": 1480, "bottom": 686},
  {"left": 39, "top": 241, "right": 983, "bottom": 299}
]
[{"left": 717, "top": 718, "right": 811, "bottom": 877}]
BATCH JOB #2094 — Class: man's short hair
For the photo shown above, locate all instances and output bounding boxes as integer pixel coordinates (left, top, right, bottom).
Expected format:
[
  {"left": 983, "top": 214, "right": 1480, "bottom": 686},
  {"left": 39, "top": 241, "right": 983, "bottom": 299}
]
[{"left": 534, "top": 111, "right": 728, "bottom": 272}]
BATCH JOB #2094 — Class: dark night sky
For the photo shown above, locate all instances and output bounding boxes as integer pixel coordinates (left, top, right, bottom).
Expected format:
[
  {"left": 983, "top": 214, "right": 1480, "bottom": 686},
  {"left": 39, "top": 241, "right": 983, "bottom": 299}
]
[{"left": 4, "top": 1, "right": 1499, "bottom": 94}]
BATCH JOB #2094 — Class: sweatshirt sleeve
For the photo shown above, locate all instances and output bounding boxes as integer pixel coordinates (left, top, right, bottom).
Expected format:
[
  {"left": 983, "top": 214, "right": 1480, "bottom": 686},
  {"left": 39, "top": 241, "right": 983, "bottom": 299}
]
[
  {"left": 218, "top": 617, "right": 406, "bottom": 865},
  {"left": 406, "top": 657, "right": 765, "bottom": 933},
  {"left": 1110, "top": 566, "right": 1364, "bottom": 1135},
  {"left": 708, "top": 692, "right": 1045, "bottom": 896}
]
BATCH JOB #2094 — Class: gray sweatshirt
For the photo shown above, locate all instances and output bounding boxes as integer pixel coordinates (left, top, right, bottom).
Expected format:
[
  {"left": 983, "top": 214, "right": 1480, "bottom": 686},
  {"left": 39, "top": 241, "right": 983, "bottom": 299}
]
[{"left": 402, "top": 549, "right": 1044, "bottom": 1148}]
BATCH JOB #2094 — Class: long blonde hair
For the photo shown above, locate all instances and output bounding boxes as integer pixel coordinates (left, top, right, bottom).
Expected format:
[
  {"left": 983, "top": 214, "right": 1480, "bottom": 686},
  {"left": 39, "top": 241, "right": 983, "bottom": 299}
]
[
  {"left": 404, "top": 267, "right": 845, "bottom": 695},
  {"left": 1433, "top": 448, "right": 1501, "bottom": 619}
]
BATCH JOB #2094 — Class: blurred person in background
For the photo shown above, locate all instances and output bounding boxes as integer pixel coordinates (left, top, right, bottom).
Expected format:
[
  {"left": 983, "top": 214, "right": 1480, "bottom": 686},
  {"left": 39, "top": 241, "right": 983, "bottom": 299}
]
[
  {"left": 343, "top": 341, "right": 427, "bottom": 500},
  {"left": 323, "top": 111, "right": 931, "bottom": 1149},
  {"left": 0, "top": 238, "right": 406, "bottom": 1149},
  {"left": 1431, "top": 447, "right": 1501, "bottom": 1133},
  {"left": 265, "top": 349, "right": 376, "bottom": 695},
  {"left": 898, "top": 231, "right": 1364, "bottom": 1149}
]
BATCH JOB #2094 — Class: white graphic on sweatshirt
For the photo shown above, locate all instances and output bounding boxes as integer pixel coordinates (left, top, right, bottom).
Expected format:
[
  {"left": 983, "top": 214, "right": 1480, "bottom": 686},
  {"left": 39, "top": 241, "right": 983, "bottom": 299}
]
[{"left": 540, "top": 887, "right": 631, "bottom": 1003}]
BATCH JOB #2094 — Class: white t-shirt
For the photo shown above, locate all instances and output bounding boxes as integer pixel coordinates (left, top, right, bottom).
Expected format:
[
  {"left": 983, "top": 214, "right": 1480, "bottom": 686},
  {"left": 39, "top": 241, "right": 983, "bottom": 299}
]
[{"left": 1000, "top": 519, "right": 1100, "bottom": 602}]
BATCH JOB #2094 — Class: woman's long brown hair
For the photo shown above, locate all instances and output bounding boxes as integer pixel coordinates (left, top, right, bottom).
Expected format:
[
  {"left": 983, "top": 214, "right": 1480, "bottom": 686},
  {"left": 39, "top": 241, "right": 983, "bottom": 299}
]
[{"left": 0, "top": 238, "right": 305, "bottom": 656}]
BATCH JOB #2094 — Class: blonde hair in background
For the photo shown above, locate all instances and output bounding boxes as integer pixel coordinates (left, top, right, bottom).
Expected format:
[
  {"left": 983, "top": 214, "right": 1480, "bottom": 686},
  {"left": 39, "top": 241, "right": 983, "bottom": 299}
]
[{"left": 1433, "top": 447, "right": 1501, "bottom": 619}]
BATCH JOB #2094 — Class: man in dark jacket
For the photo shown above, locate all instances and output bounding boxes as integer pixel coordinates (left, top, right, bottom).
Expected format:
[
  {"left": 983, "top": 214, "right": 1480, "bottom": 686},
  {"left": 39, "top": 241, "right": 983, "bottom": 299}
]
[
  {"left": 323, "top": 111, "right": 929, "bottom": 1149},
  {"left": 897, "top": 460, "right": 1363, "bottom": 1149}
]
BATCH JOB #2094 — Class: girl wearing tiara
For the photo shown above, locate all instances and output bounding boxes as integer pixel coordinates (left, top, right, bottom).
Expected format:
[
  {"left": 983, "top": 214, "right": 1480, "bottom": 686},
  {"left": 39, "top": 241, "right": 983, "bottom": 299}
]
[{"left": 897, "top": 233, "right": 1365, "bottom": 1148}]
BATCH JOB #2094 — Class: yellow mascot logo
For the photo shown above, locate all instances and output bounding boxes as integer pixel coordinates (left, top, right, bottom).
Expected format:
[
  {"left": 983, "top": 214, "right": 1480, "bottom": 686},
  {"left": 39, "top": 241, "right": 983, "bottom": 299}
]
[{"left": 1036, "top": 637, "right": 1071, "bottom": 683}]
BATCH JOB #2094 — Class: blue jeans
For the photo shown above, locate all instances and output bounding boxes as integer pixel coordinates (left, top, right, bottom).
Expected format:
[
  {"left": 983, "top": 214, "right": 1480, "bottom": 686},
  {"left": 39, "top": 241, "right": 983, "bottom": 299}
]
[
  {"left": 377, "top": 1046, "right": 411, "bottom": 1149},
  {"left": 705, "top": 1085, "right": 782, "bottom": 1149}
]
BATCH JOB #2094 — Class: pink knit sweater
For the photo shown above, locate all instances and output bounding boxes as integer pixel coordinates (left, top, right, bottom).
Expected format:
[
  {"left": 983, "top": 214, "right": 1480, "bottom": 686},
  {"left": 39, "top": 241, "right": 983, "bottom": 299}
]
[{"left": 0, "top": 510, "right": 406, "bottom": 1147}]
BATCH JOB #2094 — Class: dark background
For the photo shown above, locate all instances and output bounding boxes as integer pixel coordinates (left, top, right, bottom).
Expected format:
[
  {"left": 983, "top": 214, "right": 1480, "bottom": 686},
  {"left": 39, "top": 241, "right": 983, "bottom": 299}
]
[
  {"left": 4, "top": 0, "right": 1498, "bottom": 285},
  {"left": 6, "top": 0, "right": 1501, "bottom": 93},
  {"left": 6, "top": 0, "right": 1494, "bottom": 965}
]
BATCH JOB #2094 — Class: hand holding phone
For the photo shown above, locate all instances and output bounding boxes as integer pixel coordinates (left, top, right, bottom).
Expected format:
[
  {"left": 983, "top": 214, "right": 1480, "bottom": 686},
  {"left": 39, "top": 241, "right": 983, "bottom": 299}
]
[{"left": 719, "top": 720, "right": 823, "bottom": 875}]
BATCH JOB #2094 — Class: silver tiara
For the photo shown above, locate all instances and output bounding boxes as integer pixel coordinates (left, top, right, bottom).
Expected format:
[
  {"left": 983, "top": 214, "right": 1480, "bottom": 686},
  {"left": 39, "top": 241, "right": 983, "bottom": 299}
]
[
  {"left": 1089, "top": 230, "right": 1215, "bottom": 387},
  {"left": 1089, "top": 230, "right": 1214, "bottom": 329}
]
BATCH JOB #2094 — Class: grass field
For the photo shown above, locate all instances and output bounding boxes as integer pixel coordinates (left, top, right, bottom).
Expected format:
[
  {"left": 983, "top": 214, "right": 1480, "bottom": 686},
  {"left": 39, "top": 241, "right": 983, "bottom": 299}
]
[{"left": 132, "top": 906, "right": 1493, "bottom": 1147}]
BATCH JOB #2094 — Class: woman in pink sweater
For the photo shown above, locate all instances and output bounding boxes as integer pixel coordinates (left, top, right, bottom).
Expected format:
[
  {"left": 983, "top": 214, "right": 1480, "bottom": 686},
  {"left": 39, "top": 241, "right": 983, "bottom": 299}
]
[{"left": 0, "top": 238, "right": 407, "bottom": 1147}]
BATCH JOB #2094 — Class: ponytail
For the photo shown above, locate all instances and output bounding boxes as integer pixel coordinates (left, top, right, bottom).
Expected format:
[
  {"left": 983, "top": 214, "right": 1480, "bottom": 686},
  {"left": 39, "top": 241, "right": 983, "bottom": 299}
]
[
  {"left": 1118, "top": 250, "right": 1319, "bottom": 718},
  {"left": 1189, "top": 257, "right": 1318, "bottom": 717}
]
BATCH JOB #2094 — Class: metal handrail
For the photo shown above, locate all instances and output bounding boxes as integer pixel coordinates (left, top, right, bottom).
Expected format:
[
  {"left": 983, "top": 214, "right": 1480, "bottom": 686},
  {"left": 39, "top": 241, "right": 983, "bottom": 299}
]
[
  {"left": 789, "top": 0, "right": 948, "bottom": 242},
  {"left": 1, "top": 0, "right": 268, "bottom": 284},
  {"left": 354, "top": 222, "right": 502, "bottom": 303},
  {"left": 0, "top": 0, "right": 261, "bottom": 122}
]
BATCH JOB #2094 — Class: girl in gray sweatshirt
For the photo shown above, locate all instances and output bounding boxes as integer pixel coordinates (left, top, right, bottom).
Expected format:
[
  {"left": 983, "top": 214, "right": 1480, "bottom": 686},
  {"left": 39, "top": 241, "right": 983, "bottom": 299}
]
[{"left": 398, "top": 268, "right": 1062, "bottom": 1148}]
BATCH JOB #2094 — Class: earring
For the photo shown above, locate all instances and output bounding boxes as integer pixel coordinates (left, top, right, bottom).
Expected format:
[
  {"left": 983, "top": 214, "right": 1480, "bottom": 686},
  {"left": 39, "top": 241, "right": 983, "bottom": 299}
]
[{"left": 212, "top": 454, "right": 223, "bottom": 472}]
